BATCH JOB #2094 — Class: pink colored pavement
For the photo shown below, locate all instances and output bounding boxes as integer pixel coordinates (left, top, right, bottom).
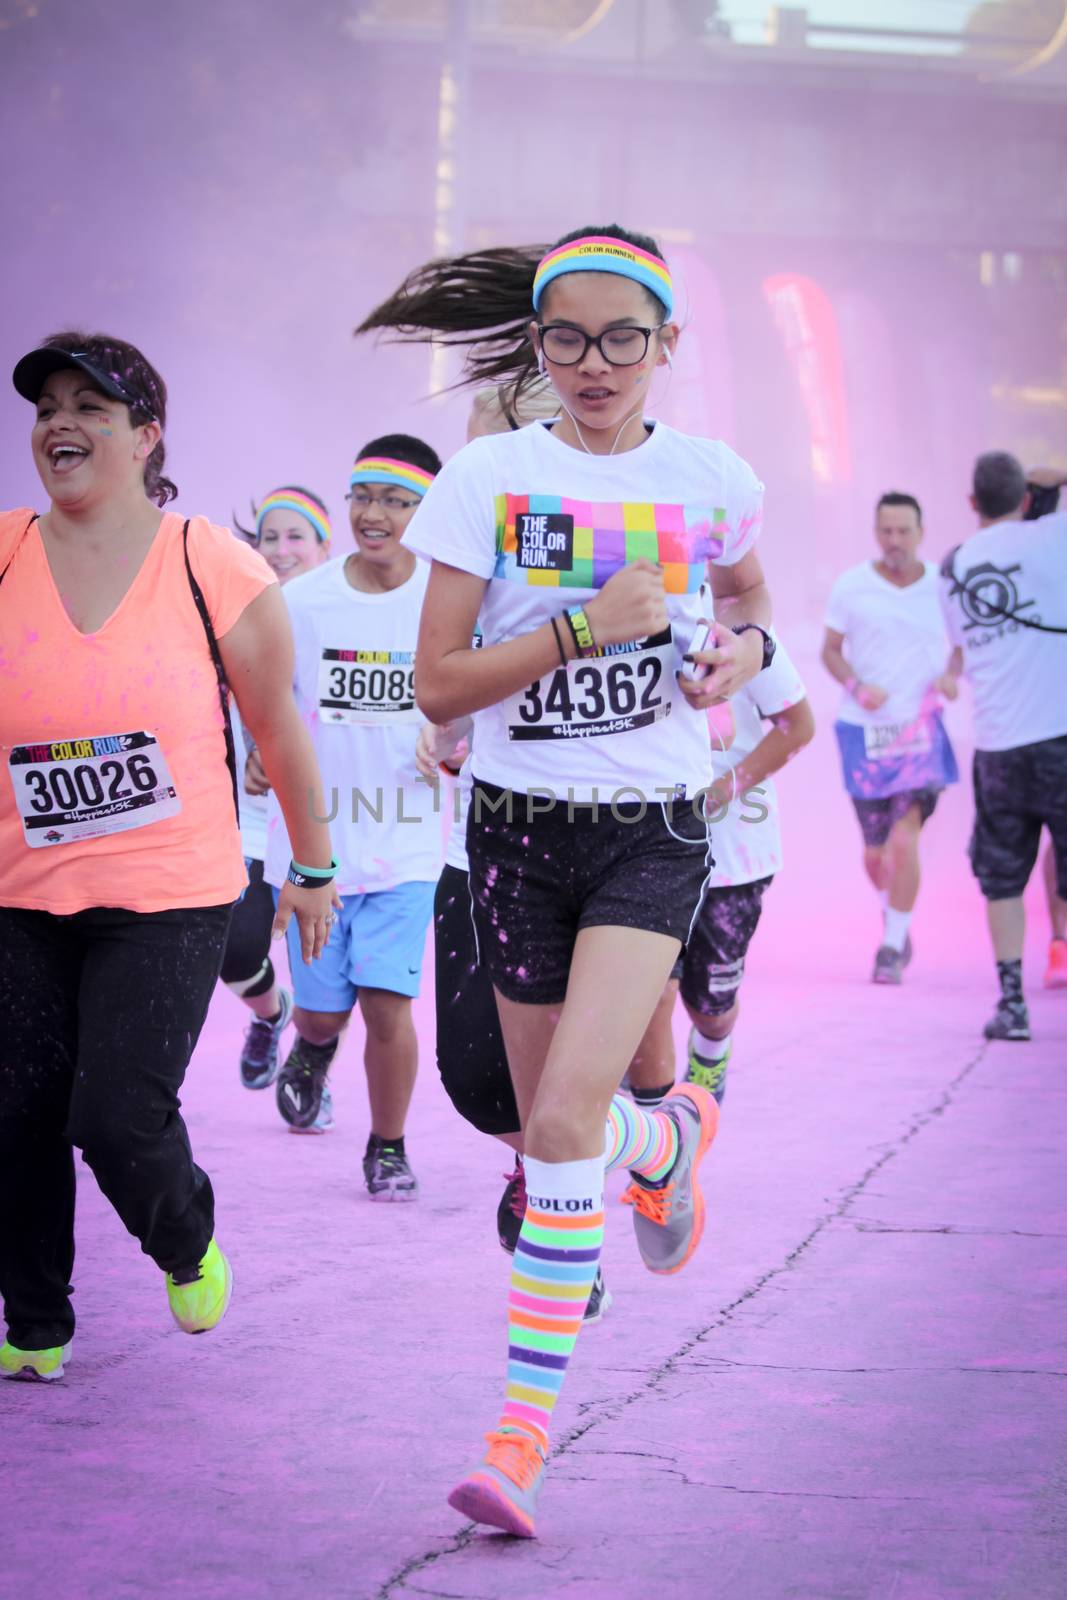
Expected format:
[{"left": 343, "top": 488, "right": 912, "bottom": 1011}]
[{"left": 5, "top": 722, "right": 1066, "bottom": 1600}]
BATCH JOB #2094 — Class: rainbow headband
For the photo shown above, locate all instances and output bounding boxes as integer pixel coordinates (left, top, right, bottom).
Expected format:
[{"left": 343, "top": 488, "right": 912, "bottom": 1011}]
[
  {"left": 256, "top": 490, "right": 331, "bottom": 545},
  {"left": 532, "top": 236, "right": 673, "bottom": 317},
  {"left": 349, "top": 456, "right": 435, "bottom": 498}
]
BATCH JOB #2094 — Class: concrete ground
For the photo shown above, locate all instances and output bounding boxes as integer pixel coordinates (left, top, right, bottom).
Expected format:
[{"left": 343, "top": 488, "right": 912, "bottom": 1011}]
[{"left": 4, "top": 757, "right": 1066, "bottom": 1600}]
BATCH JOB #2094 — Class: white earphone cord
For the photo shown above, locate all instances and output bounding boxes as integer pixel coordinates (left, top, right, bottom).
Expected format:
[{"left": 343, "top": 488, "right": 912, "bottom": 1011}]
[{"left": 538, "top": 339, "right": 674, "bottom": 457}]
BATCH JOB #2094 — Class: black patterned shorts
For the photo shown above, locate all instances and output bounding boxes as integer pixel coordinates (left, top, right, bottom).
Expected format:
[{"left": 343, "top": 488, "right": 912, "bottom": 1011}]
[
  {"left": 677, "top": 877, "right": 772, "bottom": 1017},
  {"left": 851, "top": 788, "right": 941, "bottom": 849},
  {"left": 970, "top": 735, "right": 1067, "bottom": 900}
]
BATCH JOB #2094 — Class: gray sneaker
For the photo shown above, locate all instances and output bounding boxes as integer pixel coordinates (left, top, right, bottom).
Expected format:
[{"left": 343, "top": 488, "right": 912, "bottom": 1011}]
[
  {"left": 872, "top": 944, "right": 904, "bottom": 985},
  {"left": 583, "top": 1266, "right": 612, "bottom": 1325},
  {"left": 621, "top": 1084, "right": 718, "bottom": 1276},
  {"left": 983, "top": 999, "right": 1030, "bottom": 1041},
  {"left": 448, "top": 1430, "right": 546, "bottom": 1538},
  {"left": 239, "top": 987, "right": 293, "bottom": 1090}
]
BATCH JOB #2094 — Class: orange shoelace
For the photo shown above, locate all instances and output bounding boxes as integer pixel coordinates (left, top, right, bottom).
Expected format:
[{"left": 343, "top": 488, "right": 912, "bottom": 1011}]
[
  {"left": 620, "top": 1180, "right": 675, "bottom": 1225},
  {"left": 484, "top": 1431, "right": 543, "bottom": 1490}
]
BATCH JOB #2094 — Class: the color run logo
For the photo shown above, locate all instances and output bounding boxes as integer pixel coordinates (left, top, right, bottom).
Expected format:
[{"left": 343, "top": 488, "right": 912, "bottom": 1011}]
[{"left": 21, "top": 735, "right": 127, "bottom": 763}]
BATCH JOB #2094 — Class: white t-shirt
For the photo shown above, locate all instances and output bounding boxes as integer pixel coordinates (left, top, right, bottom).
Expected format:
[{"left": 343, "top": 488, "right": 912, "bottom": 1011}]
[
  {"left": 404, "top": 419, "right": 764, "bottom": 802},
  {"left": 706, "top": 637, "right": 807, "bottom": 889},
  {"left": 229, "top": 707, "right": 267, "bottom": 863},
  {"left": 939, "top": 514, "right": 1067, "bottom": 752},
  {"left": 444, "top": 759, "right": 474, "bottom": 874},
  {"left": 826, "top": 561, "right": 948, "bottom": 730},
  {"left": 263, "top": 556, "right": 441, "bottom": 895}
]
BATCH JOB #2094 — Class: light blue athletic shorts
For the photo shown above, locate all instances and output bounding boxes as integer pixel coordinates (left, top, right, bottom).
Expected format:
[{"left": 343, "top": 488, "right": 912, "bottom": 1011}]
[{"left": 284, "top": 880, "right": 436, "bottom": 1012}]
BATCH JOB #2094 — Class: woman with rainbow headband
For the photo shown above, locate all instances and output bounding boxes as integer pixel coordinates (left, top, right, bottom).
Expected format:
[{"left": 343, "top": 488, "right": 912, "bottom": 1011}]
[
  {"left": 263, "top": 435, "right": 445, "bottom": 1200},
  {"left": 358, "top": 225, "right": 774, "bottom": 1535},
  {"left": 220, "top": 487, "right": 333, "bottom": 1091}
]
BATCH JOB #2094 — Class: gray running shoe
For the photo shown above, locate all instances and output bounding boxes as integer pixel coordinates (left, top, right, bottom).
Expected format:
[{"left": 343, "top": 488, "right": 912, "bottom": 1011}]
[
  {"left": 363, "top": 1138, "right": 418, "bottom": 1200},
  {"left": 583, "top": 1266, "right": 612, "bottom": 1325},
  {"left": 621, "top": 1084, "right": 718, "bottom": 1275},
  {"left": 239, "top": 987, "right": 293, "bottom": 1090},
  {"left": 276, "top": 1037, "right": 334, "bottom": 1130},
  {"left": 290, "top": 1082, "right": 334, "bottom": 1135},
  {"left": 872, "top": 944, "right": 905, "bottom": 985},
  {"left": 448, "top": 1430, "right": 546, "bottom": 1538},
  {"left": 983, "top": 999, "right": 1031, "bottom": 1041}
]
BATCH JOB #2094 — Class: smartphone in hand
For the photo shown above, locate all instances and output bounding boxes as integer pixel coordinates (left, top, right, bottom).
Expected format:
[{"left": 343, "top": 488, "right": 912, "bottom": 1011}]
[{"left": 684, "top": 620, "right": 713, "bottom": 682}]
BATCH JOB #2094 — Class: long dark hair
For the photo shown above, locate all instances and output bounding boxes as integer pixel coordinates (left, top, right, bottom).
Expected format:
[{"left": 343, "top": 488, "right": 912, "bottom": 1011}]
[
  {"left": 38, "top": 330, "right": 177, "bottom": 506},
  {"left": 355, "top": 224, "right": 664, "bottom": 407}
]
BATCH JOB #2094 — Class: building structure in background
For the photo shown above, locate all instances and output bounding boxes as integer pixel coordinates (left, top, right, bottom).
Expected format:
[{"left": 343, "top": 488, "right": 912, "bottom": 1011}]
[{"left": 0, "top": 0, "right": 1063, "bottom": 633}]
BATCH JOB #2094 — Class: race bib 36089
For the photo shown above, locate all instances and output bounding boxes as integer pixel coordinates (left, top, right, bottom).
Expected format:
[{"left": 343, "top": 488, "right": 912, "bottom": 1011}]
[{"left": 318, "top": 647, "right": 418, "bottom": 726}]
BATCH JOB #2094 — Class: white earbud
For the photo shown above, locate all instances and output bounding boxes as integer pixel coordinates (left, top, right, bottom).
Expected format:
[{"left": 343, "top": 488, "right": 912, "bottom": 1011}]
[
  {"left": 537, "top": 349, "right": 546, "bottom": 377},
  {"left": 664, "top": 348, "right": 674, "bottom": 369}
]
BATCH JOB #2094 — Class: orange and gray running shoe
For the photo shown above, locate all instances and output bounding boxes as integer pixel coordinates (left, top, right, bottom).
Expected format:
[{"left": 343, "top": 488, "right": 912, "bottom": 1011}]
[
  {"left": 1044, "top": 938, "right": 1067, "bottom": 990},
  {"left": 448, "top": 1430, "right": 547, "bottom": 1538},
  {"left": 621, "top": 1083, "right": 718, "bottom": 1275}
]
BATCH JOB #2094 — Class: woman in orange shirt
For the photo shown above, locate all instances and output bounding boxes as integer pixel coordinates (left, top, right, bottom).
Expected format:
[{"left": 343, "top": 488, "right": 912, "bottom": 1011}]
[{"left": 0, "top": 331, "right": 337, "bottom": 1381}]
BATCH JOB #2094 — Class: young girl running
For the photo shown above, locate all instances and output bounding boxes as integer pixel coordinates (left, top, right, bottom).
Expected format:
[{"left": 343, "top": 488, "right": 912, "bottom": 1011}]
[
  {"left": 359, "top": 225, "right": 774, "bottom": 1534},
  {"left": 221, "top": 488, "right": 333, "bottom": 1090},
  {"left": 419, "top": 381, "right": 610, "bottom": 1316}
]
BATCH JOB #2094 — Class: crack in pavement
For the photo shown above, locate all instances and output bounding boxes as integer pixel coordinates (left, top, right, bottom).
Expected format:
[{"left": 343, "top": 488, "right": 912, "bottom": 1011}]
[
  {"left": 376, "top": 1037, "right": 990, "bottom": 1598},
  {"left": 849, "top": 1223, "right": 1067, "bottom": 1238},
  {"left": 678, "top": 1358, "right": 1067, "bottom": 1378}
]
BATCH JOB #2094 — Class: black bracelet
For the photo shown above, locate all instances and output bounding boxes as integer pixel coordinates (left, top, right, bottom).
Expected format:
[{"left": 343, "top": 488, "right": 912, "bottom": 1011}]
[
  {"left": 286, "top": 855, "right": 339, "bottom": 889},
  {"left": 549, "top": 614, "right": 568, "bottom": 667}
]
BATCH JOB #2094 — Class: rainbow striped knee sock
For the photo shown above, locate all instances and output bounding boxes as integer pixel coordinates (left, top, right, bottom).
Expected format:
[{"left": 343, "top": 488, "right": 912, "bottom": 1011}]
[
  {"left": 604, "top": 1093, "right": 678, "bottom": 1182},
  {"left": 499, "top": 1154, "right": 604, "bottom": 1450}
]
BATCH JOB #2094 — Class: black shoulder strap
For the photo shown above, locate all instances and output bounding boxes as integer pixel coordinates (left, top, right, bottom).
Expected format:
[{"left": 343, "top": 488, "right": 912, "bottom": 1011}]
[
  {"left": 941, "top": 541, "right": 1067, "bottom": 636},
  {"left": 939, "top": 544, "right": 961, "bottom": 581},
  {"left": 182, "top": 518, "right": 241, "bottom": 821},
  {"left": 0, "top": 512, "right": 40, "bottom": 589}
]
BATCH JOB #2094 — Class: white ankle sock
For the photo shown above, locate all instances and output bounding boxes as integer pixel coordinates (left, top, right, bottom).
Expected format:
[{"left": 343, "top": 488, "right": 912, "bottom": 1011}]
[
  {"left": 691, "top": 1031, "right": 730, "bottom": 1064},
  {"left": 883, "top": 907, "right": 911, "bottom": 953},
  {"left": 879, "top": 889, "right": 890, "bottom": 913}
]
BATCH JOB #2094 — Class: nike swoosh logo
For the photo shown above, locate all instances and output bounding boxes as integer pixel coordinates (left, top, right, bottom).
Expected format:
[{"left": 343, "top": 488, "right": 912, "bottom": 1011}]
[{"left": 284, "top": 1085, "right": 300, "bottom": 1107}]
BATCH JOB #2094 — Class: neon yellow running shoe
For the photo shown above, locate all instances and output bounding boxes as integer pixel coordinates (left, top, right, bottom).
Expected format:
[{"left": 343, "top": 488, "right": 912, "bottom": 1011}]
[
  {"left": 166, "top": 1239, "right": 233, "bottom": 1334},
  {"left": 0, "top": 1340, "right": 71, "bottom": 1382},
  {"left": 685, "top": 1030, "right": 731, "bottom": 1106}
]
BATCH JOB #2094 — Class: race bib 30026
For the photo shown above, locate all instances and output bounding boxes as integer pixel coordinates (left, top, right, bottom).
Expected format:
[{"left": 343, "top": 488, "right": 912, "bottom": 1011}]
[
  {"left": 318, "top": 647, "right": 418, "bottom": 726},
  {"left": 8, "top": 731, "right": 181, "bottom": 847}
]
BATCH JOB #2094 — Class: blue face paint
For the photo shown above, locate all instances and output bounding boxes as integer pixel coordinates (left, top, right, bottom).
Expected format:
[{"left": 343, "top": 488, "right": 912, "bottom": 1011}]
[{"left": 98, "top": 426, "right": 114, "bottom": 436}]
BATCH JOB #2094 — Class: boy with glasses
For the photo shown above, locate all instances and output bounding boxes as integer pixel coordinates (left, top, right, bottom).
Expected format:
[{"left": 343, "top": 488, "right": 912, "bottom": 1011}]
[{"left": 264, "top": 435, "right": 443, "bottom": 1199}]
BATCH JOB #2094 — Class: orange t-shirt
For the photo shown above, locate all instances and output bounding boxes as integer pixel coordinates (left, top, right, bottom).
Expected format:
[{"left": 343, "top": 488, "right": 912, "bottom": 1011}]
[{"left": 0, "top": 509, "right": 276, "bottom": 914}]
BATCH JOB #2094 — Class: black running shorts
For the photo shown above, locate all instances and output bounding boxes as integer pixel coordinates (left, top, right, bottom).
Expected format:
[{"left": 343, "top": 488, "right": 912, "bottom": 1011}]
[
  {"left": 433, "top": 864, "right": 519, "bottom": 1136},
  {"left": 466, "top": 779, "right": 713, "bottom": 1006},
  {"left": 851, "top": 787, "right": 941, "bottom": 849},
  {"left": 679, "top": 877, "right": 773, "bottom": 1017},
  {"left": 970, "top": 735, "right": 1067, "bottom": 901}
]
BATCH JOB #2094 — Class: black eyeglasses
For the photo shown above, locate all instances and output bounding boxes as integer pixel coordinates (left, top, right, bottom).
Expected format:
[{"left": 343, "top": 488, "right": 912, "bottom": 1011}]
[
  {"left": 345, "top": 489, "right": 420, "bottom": 513},
  {"left": 537, "top": 323, "right": 665, "bottom": 368}
]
